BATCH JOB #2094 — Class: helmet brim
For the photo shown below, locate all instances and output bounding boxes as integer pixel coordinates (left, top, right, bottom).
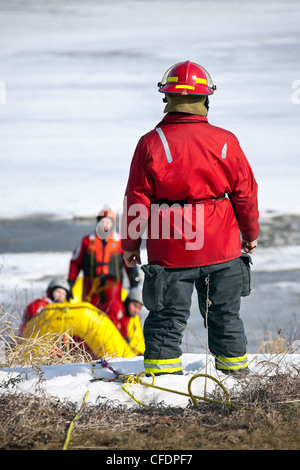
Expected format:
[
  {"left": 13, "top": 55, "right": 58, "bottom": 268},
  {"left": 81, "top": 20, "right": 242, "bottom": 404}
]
[{"left": 158, "top": 84, "right": 214, "bottom": 96}]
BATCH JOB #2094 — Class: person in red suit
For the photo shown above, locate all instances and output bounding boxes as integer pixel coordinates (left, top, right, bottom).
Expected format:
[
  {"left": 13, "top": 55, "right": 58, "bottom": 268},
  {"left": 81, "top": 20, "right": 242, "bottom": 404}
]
[
  {"left": 100, "top": 287, "right": 143, "bottom": 340},
  {"left": 18, "top": 278, "right": 71, "bottom": 335},
  {"left": 121, "top": 61, "right": 259, "bottom": 376},
  {"left": 68, "top": 208, "right": 140, "bottom": 307}
]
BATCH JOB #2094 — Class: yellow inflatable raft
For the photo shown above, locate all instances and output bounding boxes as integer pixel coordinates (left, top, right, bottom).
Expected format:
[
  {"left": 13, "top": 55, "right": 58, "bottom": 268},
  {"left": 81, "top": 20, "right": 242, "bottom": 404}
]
[
  {"left": 70, "top": 275, "right": 145, "bottom": 355},
  {"left": 22, "top": 277, "right": 145, "bottom": 359},
  {"left": 22, "top": 301, "right": 143, "bottom": 358}
]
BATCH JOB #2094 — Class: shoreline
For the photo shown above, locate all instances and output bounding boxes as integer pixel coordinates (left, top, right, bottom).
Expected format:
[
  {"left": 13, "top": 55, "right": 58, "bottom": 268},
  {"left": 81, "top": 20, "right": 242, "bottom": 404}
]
[{"left": 1, "top": 212, "right": 300, "bottom": 254}]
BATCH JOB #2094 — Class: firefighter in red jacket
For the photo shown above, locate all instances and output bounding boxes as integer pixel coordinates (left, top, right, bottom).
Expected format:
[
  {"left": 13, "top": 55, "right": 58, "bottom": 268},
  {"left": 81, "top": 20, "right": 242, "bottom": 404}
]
[
  {"left": 68, "top": 208, "right": 140, "bottom": 307},
  {"left": 121, "top": 61, "right": 259, "bottom": 376}
]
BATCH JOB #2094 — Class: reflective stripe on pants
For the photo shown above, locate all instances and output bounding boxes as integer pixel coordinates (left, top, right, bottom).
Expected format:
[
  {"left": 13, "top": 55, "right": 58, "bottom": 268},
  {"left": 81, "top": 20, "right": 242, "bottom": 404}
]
[
  {"left": 215, "top": 353, "right": 248, "bottom": 372},
  {"left": 144, "top": 357, "right": 183, "bottom": 375}
]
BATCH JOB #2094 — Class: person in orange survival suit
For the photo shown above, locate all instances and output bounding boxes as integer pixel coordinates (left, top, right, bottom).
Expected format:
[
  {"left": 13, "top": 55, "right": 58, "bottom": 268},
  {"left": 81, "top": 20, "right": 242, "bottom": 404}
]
[
  {"left": 100, "top": 287, "right": 143, "bottom": 340},
  {"left": 68, "top": 208, "right": 140, "bottom": 307}
]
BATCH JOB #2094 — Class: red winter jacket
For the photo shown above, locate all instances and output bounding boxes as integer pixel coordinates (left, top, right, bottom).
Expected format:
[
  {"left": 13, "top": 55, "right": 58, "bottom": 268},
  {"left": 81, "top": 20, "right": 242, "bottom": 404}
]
[
  {"left": 18, "top": 297, "right": 51, "bottom": 336},
  {"left": 121, "top": 113, "right": 259, "bottom": 268}
]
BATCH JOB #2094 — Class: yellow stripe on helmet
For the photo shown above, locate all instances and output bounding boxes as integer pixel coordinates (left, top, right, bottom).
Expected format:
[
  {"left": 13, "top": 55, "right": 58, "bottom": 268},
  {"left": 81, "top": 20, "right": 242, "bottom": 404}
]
[
  {"left": 195, "top": 77, "right": 207, "bottom": 84},
  {"left": 175, "top": 85, "right": 195, "bottom": 90}
]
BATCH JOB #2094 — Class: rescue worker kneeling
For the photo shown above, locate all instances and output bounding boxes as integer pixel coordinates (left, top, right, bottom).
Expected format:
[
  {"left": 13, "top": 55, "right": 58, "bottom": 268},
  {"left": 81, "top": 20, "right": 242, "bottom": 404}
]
[{"left": 121, "top": 61, "right": 259, "bottom": 376}]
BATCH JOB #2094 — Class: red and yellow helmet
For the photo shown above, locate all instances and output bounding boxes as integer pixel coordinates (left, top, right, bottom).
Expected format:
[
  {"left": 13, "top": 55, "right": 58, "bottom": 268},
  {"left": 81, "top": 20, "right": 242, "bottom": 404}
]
[{"left": 158, "top": 61, "right": 216, "bottom": 96}]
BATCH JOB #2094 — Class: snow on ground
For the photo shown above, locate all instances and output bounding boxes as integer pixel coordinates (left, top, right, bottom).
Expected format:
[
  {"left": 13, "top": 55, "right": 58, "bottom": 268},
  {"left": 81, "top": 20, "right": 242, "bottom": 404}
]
[{"left": 1, "top": 353, "right": 300, "bottom": 410}]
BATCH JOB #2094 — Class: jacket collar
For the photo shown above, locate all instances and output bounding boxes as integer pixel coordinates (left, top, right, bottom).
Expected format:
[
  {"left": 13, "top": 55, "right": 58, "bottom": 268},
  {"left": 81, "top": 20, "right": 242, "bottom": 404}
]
[{"left": 156, "top": 113, "right": 208, "bottom": 127}]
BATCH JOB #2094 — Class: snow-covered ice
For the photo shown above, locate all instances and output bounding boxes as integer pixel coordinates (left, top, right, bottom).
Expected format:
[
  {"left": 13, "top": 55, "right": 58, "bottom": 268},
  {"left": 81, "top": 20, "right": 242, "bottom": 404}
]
[{"left": 0, "top": 0, "right": 299, "bottom": 219}]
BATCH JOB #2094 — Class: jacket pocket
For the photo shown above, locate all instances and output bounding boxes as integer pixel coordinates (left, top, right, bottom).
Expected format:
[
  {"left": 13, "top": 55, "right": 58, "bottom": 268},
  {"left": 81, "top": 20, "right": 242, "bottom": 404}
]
[
  {"left": 141, "top": 264, "right": 165, "bottom": 311},
  {"left": 240, "top": 253, "right": 253, "bottom": 297}
]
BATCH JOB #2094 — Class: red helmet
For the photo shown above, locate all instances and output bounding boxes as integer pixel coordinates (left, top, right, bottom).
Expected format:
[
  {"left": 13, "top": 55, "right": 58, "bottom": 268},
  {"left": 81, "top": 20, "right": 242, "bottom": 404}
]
[{"left": 158, "top": 61, "right": 216, "bottom": 96}]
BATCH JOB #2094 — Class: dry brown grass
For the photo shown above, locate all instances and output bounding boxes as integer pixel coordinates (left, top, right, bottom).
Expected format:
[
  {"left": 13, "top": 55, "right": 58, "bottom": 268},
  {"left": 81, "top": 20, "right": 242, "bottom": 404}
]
[
  {"left": 0, "top": 382, "right": 300, "bottom": 451},
  {"left": 1, "top": 311, "right": 94, "bottom": 367},
  {"left": 1, "top": 313, "right": 300, "bottom": 451}
]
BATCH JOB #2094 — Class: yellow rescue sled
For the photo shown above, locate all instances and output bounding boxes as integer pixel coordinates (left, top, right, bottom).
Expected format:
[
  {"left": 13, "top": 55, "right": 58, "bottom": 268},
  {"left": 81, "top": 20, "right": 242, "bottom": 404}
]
[
  {"left": 71, "top": 275, "right": 145, "bottom": 355},
  {"left": 21, "top": 277, "right": 145, "bottom": 359}
]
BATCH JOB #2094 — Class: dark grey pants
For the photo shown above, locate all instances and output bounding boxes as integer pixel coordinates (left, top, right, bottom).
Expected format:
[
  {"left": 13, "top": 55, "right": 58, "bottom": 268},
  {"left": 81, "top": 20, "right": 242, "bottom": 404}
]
[{"left": 141, "top": 255, "right": 251, "bottom": 373}]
